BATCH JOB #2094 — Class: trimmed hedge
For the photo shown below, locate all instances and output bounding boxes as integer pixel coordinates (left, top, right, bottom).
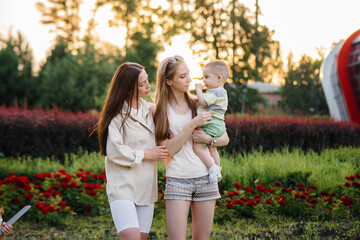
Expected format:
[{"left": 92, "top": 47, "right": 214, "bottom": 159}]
[
  {"left": 225, "top": 116, "right": 360, "bottom": 154},
  {"left": 1, "top": 107, "right": 359, "bottom": 159},
  {"left": 0, "top": 107, "right": 99, "bottom": 159}
]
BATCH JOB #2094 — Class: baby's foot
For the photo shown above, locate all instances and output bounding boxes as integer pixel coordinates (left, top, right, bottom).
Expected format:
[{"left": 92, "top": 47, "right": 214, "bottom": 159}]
[{"left": 209, "top": 165, "right": 222, "bottom": 182}]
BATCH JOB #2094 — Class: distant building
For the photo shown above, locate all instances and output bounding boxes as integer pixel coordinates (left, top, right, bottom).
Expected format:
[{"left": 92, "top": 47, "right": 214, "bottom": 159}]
[{"left": 247, "top": 82, "right": 282, "bottom": 113}]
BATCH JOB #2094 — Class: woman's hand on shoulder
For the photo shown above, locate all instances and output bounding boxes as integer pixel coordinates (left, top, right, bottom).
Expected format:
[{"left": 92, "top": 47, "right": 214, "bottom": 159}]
[
  {"left": 144, "top": 146, "right": 168, "bottom": 161},
  {"left": 191, "top": 112, "right": 212, "bottom": 129}
]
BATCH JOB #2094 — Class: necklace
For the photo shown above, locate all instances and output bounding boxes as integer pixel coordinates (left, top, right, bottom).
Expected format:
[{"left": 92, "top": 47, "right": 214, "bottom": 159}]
[{"left": 170, "top": 102, "right": 190, "bottom": 115}]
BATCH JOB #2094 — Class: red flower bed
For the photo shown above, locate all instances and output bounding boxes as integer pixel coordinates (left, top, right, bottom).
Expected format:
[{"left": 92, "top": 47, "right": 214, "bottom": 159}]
[
  {"left": 0, "top": 168, "right": 107, "bottom": 226},
  {"left": 155, "top": 173, "right": 360, "bottom": 222}
]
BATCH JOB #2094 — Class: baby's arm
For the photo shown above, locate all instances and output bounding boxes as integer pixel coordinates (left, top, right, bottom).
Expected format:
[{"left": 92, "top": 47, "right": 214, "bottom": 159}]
[{"left": 196, "top": 83, "right": 208, "bottom": 107}]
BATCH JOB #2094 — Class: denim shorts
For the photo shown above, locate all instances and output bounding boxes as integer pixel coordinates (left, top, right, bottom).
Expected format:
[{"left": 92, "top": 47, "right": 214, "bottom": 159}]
[{"left": 164, "top": 175, "right": 221, "bottom": 201}]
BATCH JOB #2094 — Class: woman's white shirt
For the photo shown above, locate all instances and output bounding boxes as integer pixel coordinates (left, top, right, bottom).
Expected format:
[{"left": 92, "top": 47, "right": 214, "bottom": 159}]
[
  {"left": 105, "top": 99, "right": 157, "bottom": 205},
  {"left": 165, "top": 104, "right": 209, "bottom": 178}
]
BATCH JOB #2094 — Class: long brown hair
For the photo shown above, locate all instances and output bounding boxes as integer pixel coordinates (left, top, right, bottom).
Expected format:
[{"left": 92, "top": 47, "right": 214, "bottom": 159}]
[
  {"left": 93, "top": 62, "right": 144, "bottom": 156},
  {"left": 153, "top": 56, "right": 197, "bottom": 142}
]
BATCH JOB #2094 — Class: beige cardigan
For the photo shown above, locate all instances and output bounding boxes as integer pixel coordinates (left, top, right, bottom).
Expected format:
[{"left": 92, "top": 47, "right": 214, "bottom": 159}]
[{"left": 105, "top": 99, "right": 157, "bottom": 205}]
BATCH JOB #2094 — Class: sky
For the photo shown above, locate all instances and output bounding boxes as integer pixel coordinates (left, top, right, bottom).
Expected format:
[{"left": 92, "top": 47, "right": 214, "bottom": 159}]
[{"left": 0, "top": 0, "right": 359, "bottom": 84}]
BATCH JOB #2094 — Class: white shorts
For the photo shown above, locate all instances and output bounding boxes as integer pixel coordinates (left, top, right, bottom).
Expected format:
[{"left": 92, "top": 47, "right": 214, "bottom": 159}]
[{"left": 109, "top": 199, "right": 154, "bottom": 234}]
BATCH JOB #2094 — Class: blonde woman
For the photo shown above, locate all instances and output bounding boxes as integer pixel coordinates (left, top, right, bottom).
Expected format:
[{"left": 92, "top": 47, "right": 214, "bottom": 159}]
[
  {"left": 94, "top": 62, "right": 168, "bottom": 240},
  {"left": 154, "top": 56, "right": 229, "bottom": 239}
]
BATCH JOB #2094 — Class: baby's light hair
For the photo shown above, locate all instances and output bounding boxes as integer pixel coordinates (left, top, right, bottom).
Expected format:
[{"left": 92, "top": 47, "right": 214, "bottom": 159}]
[{"left": 204, "top": 60, "right": 230, "bottom": 81}]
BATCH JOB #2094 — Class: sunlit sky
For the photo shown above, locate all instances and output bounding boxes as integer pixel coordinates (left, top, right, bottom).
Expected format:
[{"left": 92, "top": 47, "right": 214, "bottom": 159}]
[{"left": 0, "top": 0, "right": 359, "bottom": 85}]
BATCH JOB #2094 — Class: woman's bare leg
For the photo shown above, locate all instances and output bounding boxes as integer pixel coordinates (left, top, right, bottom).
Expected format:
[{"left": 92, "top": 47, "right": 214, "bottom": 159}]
[
  {"left": 191, "top": 200, "right": 216, "bottom": 240},
  {"left": 166, "top": 200, "right": 191, "bottom": 240},
  {"left": 119, "top": 228, "right": 141, "bottom": 240}
]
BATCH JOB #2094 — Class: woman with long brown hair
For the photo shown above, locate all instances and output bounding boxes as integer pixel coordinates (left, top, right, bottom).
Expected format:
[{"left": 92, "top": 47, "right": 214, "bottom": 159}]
[
  {"left": 94, "top": 62, "right": 168, "bottom": 240},
  {"left": 154, "top": 56, "right": 229, "bottom": 239}
]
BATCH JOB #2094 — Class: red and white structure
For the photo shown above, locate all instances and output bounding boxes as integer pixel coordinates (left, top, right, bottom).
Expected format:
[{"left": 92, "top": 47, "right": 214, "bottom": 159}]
[{"left": 321, "top": 29, "right": 360, "bottom": 125}]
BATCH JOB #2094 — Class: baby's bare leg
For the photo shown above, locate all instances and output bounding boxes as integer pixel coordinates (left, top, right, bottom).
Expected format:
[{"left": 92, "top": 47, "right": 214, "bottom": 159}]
[
  {"left": 193, "top": 142, "right": 215, "bottom": 169},
  {"left": 209, "top": 146, "right": 220, "bottom": 166}
]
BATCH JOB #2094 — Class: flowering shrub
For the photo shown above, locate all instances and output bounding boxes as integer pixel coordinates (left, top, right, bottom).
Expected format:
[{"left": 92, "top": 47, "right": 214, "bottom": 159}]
[
  {"left": 0, "top": 106, "right": 99, "bottom": 159},
  {"left": 0, "top": 168, "right": 107, "bottom": 226},
  {"left": 1, "top": 107, "right": 360, "bottom": 159},
  {"left": 155, "top": 173, "right": 360, "bottom": 223},
  {"left": 225, "top": 116, "right": 360, "bottom": 154}
]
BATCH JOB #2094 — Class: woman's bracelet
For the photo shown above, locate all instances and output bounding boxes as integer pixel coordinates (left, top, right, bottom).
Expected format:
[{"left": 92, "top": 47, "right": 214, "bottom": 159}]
[{"left": 209, "top": 136, "right": 217, "bottom": 147}]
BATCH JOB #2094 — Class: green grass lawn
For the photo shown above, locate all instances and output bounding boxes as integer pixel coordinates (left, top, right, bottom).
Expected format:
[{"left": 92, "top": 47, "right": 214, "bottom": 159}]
[{"left": 7, "top": 214, "right": 360, "bottom": 239}]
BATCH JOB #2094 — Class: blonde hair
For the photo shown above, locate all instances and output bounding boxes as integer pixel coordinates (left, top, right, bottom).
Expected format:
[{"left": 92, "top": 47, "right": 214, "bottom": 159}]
[
  {"left": 204, "top": 60, "right": 230, "bottom": 81},
  {"left": 154, "top": 55, "right": 197, "bottom": 142}
]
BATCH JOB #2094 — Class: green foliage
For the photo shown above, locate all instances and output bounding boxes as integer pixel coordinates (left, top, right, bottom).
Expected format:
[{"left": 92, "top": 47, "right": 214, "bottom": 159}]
[
  {"left": 36, "top": 0, "right": 82, "bottom": 49},
  {"left": 124, "top": 28, "right": 162, "bottom": 83},
  {"left": 225, "top": 84, "right": 266, "bottom": 113},
  {"left": 219, "top": 147, "right": 360, "bottom": 192},
  {"left": 0, "top": 31, "right": 35, "bottom": 107},
  {"left": 281, "top": 54, "right": 328, "bottom": 114},
  {"left": 168, "top": 0, "right": 282, "bottom": 112},
  {"left": 36, "top": 38, "right": 119, "bottom": 111},
  {"left": 0, "top": 42, "right": 19, "bottom": 104}
]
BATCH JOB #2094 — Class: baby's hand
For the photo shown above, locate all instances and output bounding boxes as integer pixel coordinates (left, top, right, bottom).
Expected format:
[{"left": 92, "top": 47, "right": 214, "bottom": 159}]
[{"left": 196, "top": 83, "right": 204, "bottom": 90}]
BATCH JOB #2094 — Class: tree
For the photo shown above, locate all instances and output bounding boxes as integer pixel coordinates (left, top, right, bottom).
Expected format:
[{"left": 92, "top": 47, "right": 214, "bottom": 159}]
[
  {"left": 167, "top": 0, "right": 283, "bottom": 112},
  {"left": 0, "top": 31, "right": 35, "bottom": 107},
  {"left": 0, "top": 42, "right": 19, "bottom": 105},
  {"left": 167, "top": 0, "right": 282, "bottom": 82},
  {"left": 36, "top": 0, "right": 81, "bottom": 49},
  {"left": 36, "top": 38, "right": 121, "bottom": 111},
  {"left": 281, "top": 53, "right": 328, "bottom": 115}
]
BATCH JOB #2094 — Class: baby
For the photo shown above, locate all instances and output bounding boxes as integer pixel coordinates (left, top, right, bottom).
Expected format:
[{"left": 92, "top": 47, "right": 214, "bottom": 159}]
[{"left": 194, "top": 60, "right": 229, "bottom": 182}]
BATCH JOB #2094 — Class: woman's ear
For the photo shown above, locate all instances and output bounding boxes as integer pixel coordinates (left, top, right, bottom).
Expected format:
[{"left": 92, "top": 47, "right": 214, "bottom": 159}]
[{"left": 166, "top": 79, "right": 172, "bottom": 86}]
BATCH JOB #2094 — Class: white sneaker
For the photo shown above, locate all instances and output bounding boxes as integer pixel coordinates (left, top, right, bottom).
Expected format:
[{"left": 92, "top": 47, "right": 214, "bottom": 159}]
[{"left": 209, "top": 165, "right": 222, "bottom": 182}]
